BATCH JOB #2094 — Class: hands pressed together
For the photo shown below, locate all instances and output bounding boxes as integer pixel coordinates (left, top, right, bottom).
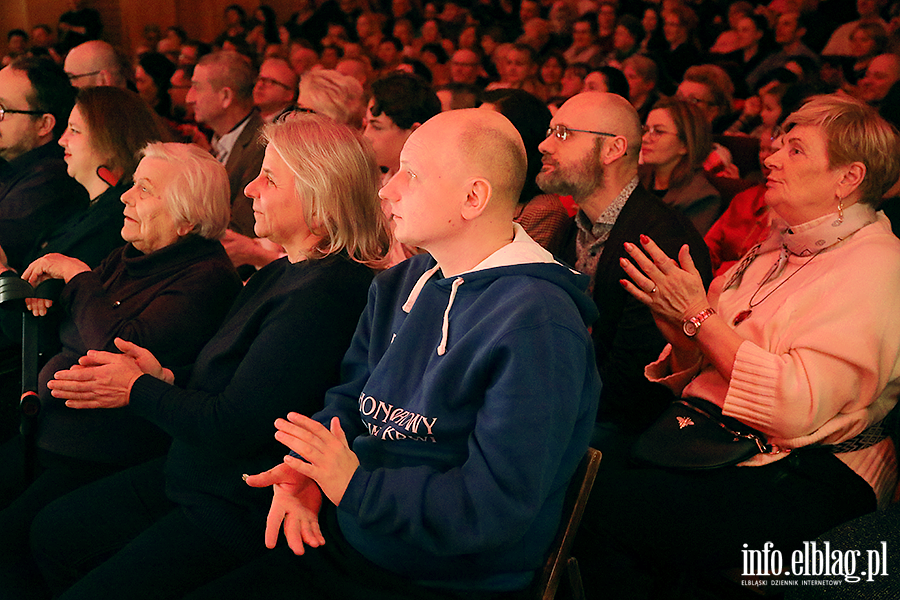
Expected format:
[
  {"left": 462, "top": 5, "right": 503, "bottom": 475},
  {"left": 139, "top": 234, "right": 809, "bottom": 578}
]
[
  {"left": 245, "top": 413, "right": 360, "bottom": 555},
  {"left": 49, "top": 338, "right": 175, "bottom": 408}
]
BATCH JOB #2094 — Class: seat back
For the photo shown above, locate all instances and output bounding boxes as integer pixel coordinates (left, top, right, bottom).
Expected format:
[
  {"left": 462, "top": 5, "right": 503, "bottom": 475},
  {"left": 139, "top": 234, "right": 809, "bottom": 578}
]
[{"left": 533, "top": 447, "right": 602, "bottom": 600}]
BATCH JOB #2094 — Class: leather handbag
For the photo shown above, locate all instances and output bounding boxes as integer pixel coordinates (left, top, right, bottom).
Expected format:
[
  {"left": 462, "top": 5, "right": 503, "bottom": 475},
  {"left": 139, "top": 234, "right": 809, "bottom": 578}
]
[{"left": 632, "top": 398, "right": 772, "bottom": 470}]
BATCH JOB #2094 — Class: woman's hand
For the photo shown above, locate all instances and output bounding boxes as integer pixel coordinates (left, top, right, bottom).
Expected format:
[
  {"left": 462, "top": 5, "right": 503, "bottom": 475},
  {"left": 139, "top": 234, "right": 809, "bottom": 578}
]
[
  {"left": 620, "top": 235, "right": 709, "bottom": 325},
  {"left": 22, "top": 254, "right": 90, "bottom": 286},
  {"left": 273, "top": 414, "right": 359, "bottom": 508},
  {"left": 48, "top": 338, "right": 171, "bottom": 408},
  {"left": 244, "top": 463, "right": 325, "bottom": 554}
]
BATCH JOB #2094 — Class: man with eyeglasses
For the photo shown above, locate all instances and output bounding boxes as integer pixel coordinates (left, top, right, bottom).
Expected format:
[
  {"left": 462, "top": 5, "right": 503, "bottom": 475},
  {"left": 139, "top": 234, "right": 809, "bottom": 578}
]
[
  {"left": 0, "top": 57, "right": 87, "bottom": 274},
  {"left": 63, "top": 40, "right": 128, "bottom": 89},
  {"left": 253, "top": 58, "right": 299, "bottom": 123},
  {"left": 537, "top": 91, "right": 712, "bottom": 461}
]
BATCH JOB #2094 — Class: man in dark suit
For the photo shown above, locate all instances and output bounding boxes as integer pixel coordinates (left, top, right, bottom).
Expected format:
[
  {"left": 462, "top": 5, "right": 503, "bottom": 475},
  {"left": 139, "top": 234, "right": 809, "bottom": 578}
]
[
  {"left": 187, "top": 51, "right": 275, "bottom": 271},
  {"left": 537, "top": 91, "right": 712, "bottom": 462}
]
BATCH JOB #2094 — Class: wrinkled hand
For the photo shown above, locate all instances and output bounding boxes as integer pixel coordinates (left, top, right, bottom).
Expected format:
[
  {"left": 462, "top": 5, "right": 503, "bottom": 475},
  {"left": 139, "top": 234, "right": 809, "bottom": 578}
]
[
  {"left": 274, "top": 414, "right": 359, "bottom": 507},
  {"left": 111, "top": 338, "right": 174, "bottom": 384},
  {"left": 619, "top": 235, "right": 709, "bottom": 327},
  {"left": 220, "top": 230, "right": 284, "bottom": 268},
  {"left": 22, "top": 253, "right": 90, "bottom": 287},
  {"left": 245, "top": 463, "right": 325, "bottom": 554},
  {"left": 47, "top": 338, "right": 166, "bottom": 408}
]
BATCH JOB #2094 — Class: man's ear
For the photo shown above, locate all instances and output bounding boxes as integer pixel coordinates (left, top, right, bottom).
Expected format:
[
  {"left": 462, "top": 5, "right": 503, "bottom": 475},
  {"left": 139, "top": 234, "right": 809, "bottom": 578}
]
[
  {"left": 97, "top": 70, "right": 113, "bottom": 86},
  {"left": 602, "top": 136, "right": 629, "bottom": 164},
  {"left": 35, "top": 113, "right": 56, "bottom": 140},
  {"left": 460, "top": 178, "right": 492, "bottom": 221},
  {"left": 220, "top": 86, "right": 234, "bottom": 109}
]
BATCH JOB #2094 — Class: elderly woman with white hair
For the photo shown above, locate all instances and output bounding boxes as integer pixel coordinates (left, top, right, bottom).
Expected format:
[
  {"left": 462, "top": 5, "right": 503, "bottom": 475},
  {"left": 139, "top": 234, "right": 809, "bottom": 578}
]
[
  {"left": 30, "top": 115, "right": 390, "bottom": 599},
  {"left": 580, "top": 94, "right": 900, "bottom": 590},
  {"left": 0, "top": 142, "right": 242, "bottom": 597}
]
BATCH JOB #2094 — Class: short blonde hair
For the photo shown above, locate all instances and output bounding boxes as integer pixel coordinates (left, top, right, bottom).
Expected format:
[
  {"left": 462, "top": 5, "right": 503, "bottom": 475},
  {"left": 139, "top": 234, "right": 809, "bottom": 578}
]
[
  {"left": 784, "top": 94, "right": 900, "bottom": 206},
  {"left": 140, "top": 142, "right": 231, "bottom": 239},
  {"left": 297, "top": 69, "right": 366, "bottom": 129},
  {"left": 263, "top": 114, "right": 389, "bottom": 265}
]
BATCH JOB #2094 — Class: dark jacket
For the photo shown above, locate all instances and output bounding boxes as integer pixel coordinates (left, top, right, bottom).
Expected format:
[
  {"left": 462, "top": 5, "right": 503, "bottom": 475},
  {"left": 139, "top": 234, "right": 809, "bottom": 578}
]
[
  {"left": 561, "top": 186, "right": 713, "bottom": 433},
  {"left": 0, "top": 143, "right": 88, "bottom": 272}
]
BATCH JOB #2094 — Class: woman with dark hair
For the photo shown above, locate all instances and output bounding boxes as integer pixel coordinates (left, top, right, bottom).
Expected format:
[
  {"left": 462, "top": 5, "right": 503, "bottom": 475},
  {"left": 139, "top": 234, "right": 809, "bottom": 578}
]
[
  {"left": 639, "top": 97, "right": 721, "bottom": 234},
  {"left": 9, "top": 87, "right": 172, "bottom": 275},
  {"left": 481, "top": 89, "right": 569, "bottom": 251},
  {"left": 135, "top": 52, "right": 176, "bottom": 121},
  {"left": 31, "top": 115, "right": 391, "bottom": 599}
]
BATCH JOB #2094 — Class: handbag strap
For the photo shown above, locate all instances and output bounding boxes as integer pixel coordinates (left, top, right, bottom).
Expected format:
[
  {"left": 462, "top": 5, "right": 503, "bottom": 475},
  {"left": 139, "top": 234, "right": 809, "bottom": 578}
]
[{"left": 676, "top": 400, "right": 775, "bottom": 454}]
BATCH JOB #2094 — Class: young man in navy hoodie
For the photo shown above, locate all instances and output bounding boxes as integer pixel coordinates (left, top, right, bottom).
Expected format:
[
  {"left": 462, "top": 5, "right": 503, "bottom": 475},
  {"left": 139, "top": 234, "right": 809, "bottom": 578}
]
[{"left": 228, "top": 108, "right": 601, "bottom": 599}]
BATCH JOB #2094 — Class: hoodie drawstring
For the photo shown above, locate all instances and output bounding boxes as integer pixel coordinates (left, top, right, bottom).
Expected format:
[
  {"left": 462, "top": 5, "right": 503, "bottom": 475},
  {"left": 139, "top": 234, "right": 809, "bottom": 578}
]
[{"left": 437, "top": 277, "right": 464, "bottom": 356}]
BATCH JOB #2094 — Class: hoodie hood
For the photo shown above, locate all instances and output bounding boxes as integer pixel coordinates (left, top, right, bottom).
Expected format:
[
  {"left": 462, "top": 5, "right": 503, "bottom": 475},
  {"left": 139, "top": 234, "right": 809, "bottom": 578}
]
[{"left": 401, "top": 224, "right": 597, "bottom": 355}]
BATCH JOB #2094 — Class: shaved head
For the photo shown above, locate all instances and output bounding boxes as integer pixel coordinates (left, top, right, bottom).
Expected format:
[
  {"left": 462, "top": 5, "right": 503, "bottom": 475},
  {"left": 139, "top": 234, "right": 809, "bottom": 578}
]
[
  {"left": 559, "top": 92, "right": 642, "bottom": 162},
  {"left": 414, "top": 109, "right": 527, "bottom": 212},
  {"left": 64, "top": 40, "right": 127, "bottom": 88}
]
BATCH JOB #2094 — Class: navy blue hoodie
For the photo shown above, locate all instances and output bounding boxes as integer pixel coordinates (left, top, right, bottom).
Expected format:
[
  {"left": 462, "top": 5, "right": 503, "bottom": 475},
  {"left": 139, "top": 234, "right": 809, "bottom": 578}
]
[{"left": 316, "top": 226, "right": 601, "bottom": 592}]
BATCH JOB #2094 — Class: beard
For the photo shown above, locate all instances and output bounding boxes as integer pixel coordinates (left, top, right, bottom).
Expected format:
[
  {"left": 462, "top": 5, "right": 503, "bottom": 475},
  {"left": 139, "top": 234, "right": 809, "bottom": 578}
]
[{"left": 535, "top": 145, "right": 604, "bottom": 201}]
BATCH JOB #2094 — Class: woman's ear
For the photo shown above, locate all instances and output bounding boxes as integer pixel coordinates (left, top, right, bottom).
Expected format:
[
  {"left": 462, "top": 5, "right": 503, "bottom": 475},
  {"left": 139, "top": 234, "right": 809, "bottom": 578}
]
[{"left": 838, "top": 161, "right": 867, "bottom": 199}]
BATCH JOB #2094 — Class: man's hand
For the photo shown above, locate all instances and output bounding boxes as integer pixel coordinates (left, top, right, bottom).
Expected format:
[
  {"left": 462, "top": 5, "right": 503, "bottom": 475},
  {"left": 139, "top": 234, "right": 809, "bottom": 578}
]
[
  {"left": 48, "top": 338, "right": 170, "bottom": 408},
  {"left": 274, "top": 414, "right": 359, "bottom": 507},
  {"left": 245, "top": 463, "right": 325, "bottom": 554}
]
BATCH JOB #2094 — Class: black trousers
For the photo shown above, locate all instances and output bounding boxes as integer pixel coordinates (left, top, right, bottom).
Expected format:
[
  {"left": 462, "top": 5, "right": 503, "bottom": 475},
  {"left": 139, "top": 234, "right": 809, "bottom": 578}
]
[
  {"left": 30, "top": 457, "right": 254, "bottom": 600},
  {"left": 185, "top": 503, "right": 530, "bottom": 600},
  {"left": 574, "top": 448, "right": 876, "bottom": 599}
]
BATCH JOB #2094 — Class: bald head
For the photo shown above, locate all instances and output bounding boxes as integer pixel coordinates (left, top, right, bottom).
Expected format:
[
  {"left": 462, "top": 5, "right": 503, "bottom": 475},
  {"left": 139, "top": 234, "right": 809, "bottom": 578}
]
[
  {"left": 418, "top": 109, "right": 527, "bottom": 210},
  {"left": 559, "top": 92, "right": 642, "bottom": 163},
  {"left": 64, "top": 40, "right": 127, "bottom": 88}
]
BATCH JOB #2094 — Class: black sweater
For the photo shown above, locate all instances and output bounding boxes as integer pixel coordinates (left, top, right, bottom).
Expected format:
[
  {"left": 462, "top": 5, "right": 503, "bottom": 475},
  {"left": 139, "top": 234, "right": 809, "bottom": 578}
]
[
  {"left": 128, "top": 253, "right": 374, "bottom": 554},
  {"left": 36, "top": 235, "right": 242, "bottom": 466}
]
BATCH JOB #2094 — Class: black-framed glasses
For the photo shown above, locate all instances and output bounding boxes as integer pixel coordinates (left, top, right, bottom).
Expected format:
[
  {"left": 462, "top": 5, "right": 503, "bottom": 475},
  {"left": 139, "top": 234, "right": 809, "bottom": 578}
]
[
  {"left": 256, "top": 76, "right": 294, "bottom": 91},
  {"left": 0, "top": 103, "right": 46, "bottom": 122},
  {"left": 66, "top": 70, "right": 101, "bottom": 81},
  {"left": 546, "top": 124, "right": 617, "bottom": 141}
]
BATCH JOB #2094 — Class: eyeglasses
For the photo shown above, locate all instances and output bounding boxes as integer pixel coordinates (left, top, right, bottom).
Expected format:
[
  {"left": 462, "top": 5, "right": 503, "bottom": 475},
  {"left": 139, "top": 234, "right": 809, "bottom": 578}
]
[
  {"left": 641, "top": 125, "right": 677, "bottom": 142},
  {"left": 66, "top": 70, "right": 101, "bottom": 81},
  {"left": 676, "top": 94, "right": 711, "bottom": 107},
  {"left": 546, "top": 124, "right": 617, "bottom": 141},
  {"left": 256, "top": 76, "right": 294, "bottom": 91},
  {"left": 0, "top": 103, "right": 46, "bottom": 122}
]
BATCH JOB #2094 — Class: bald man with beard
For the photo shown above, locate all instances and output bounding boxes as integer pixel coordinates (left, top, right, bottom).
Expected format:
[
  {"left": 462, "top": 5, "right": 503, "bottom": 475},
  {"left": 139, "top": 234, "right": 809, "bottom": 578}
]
[
  {"left": 191, "top": 109, "right": 602, "bottom": 600},
  {"left": 538, "top": 92, "right": 712, "bottom": 457}
]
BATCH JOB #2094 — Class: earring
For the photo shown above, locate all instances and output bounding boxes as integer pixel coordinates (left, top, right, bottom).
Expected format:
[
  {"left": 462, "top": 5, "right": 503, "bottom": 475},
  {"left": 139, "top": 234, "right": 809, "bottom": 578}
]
[{"left": 837, "top": 198, "right": 844, "bottom": 224}]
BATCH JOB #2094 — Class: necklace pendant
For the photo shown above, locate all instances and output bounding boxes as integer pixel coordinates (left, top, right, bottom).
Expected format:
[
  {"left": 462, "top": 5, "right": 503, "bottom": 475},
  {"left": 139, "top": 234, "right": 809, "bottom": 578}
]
[{"left": 733, "top": 309, "right": 752, "bottom": 326}]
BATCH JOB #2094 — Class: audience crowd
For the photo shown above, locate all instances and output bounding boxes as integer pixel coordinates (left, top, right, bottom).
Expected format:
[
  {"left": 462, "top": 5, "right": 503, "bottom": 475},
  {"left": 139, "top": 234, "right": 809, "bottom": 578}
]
[{"left": 1, "top": 0, "right": 900, "bottom": 598}]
